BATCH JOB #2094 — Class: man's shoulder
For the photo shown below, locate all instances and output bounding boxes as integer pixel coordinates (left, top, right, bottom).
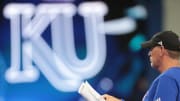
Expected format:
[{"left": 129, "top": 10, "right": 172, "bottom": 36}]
[{"left": 161, "top": 67, "right": 180, "bottom": 81}]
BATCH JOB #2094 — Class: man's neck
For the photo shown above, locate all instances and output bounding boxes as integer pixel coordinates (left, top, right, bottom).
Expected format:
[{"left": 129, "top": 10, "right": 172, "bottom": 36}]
[{"left": 160, "top": 58, "right": 180, "bottom": 73}]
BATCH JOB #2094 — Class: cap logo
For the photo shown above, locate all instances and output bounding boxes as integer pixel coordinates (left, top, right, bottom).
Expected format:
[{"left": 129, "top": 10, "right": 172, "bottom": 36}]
[{"left": 157, "top": 41, "right": 163, "bottom": 46}]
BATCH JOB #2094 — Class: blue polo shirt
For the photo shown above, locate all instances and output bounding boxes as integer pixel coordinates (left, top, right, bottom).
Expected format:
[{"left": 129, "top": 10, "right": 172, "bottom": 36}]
[{"left": 143, "top": 67, "right": 180, "bottom": 101}]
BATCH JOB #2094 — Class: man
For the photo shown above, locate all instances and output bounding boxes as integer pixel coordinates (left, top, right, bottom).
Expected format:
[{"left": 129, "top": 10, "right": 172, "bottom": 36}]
[{"left": 102, "top": 31, "right": 180, "bottom": 101}]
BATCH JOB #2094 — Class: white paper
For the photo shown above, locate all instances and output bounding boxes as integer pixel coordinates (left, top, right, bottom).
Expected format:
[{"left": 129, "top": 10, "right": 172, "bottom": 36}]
[{"left": 78, "top": 81, "right": 105, "bottom": 101}]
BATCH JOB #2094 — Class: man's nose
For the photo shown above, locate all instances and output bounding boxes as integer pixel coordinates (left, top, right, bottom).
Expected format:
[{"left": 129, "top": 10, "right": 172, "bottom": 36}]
[{"left": 148, "top": 51, "right": 151, "bottom": 56}]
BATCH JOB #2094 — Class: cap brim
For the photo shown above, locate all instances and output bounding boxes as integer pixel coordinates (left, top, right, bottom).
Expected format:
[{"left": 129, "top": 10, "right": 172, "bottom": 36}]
[{"left": 141, "top": 40, "right": 156, "bottom": 49}]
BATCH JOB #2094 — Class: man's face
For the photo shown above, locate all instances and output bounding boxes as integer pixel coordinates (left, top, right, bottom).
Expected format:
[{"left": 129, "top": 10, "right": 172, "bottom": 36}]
[{"left": 148, "top": 46, "right": 162, "bottom": 69}]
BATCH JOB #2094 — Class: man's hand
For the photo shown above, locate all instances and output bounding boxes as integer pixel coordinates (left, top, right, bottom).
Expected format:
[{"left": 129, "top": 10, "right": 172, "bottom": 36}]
[{"left": 102, "top": 94, "right": 121, "bottom": 101}]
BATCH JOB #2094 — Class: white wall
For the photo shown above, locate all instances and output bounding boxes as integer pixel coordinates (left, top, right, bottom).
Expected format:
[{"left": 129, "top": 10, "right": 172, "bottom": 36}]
[{"left": 163, "top": 0, "right": 180, "bottom": 34}]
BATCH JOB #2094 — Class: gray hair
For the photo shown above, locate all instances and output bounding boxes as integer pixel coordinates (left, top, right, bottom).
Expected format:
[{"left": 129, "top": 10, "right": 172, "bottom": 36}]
[{"left": 167, "top": 50, "right": 180, "bottom": 59}]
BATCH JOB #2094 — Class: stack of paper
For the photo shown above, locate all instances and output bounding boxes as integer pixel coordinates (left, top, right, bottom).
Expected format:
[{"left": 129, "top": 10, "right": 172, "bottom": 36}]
[{"left": 78, "top": 81, "right": 105, "bottom": 101}]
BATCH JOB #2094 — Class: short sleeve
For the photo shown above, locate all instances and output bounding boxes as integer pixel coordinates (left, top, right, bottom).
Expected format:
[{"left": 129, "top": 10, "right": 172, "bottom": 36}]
[{"left": 153, "top": 76, "right": 178, "bottom": 101}]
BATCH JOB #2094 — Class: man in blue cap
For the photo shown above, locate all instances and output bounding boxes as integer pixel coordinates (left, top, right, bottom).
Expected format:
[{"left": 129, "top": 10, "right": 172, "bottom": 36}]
[{"left": 103, "top": 31, "right": 180, "bottom": 101}]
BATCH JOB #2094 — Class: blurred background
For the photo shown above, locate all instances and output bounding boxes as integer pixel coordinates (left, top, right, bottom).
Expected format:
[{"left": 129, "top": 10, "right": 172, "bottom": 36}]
[{"left": 0, "top": 0, "right": 180, "bottom": 101}]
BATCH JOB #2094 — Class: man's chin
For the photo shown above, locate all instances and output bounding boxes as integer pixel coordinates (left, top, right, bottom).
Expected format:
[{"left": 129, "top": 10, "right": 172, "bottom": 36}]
[{"left": 150, "top": 63, "right": 156, "bottom": 69}]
